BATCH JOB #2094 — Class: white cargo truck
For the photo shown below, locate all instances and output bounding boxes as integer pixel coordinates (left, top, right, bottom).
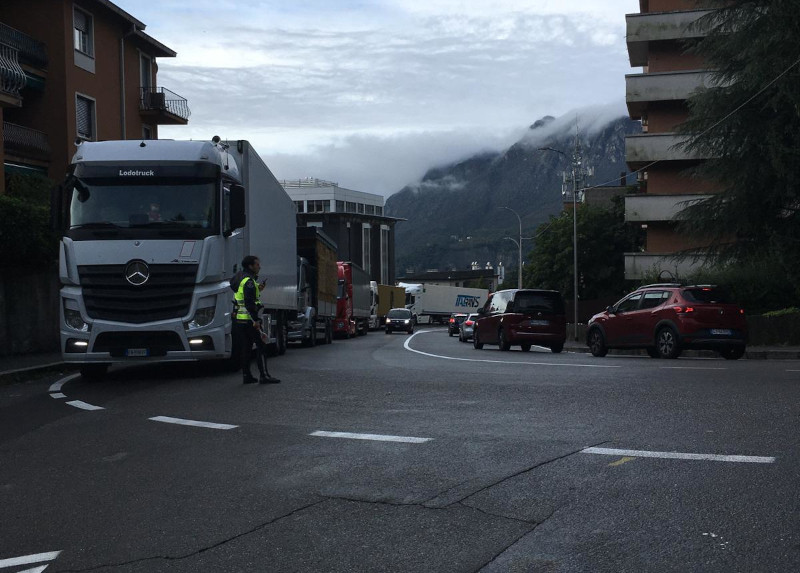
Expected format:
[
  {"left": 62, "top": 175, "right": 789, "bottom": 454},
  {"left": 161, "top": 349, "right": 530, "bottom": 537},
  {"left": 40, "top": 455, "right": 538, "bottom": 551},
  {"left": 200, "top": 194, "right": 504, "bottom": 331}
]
[
  {"left": 54, "top": 138, "right": 297, "bottom": 378},
  {"left": 399, "top": 282, "right": 488, "bottom": 324}
]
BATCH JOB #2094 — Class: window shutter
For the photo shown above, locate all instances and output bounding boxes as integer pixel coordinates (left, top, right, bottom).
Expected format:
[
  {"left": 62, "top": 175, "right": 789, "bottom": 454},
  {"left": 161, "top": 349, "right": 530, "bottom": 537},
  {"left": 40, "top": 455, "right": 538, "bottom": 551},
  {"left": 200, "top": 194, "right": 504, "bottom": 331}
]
[
  {"left": 76, "top": 97, "right": 93, "bottom": 139},
  {"left": 74, "top": 9, "right": 88, "bottom": 33}
]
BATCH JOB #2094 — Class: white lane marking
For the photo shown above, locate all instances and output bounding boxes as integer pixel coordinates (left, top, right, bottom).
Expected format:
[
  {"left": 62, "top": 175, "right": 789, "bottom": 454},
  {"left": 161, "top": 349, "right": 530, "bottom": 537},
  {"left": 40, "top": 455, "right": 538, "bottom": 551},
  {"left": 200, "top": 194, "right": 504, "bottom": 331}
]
[
  {"left": 149, "top": 416, "right": 238, "bottom": 430},
  {"left": 65, "top": 400, "right": 104, "bottom": 411},
  {"left": 311, "top": 431, "right": 431, "bottom": 443},
  {"left": 0, "top": 550, "right": 61, "bottom": 569},
  {"left": 660, "top": 366, "right": 726, "bottom": 371},
  {"left": 403, "top": 331, "right": 620, "bottom": 369},
  {"left": 787, "top": 370, "right": 800, "bottom": 372},
  {"left": 17, "top": 565, "right": 49, "bottom": 573},
  {"left": 581, "top": 446, "right": 775, "bottom": 464},
  {"left": 50, "top": 393, "right": 67, "bottom": 399},
  {"left": 49, "top": 373, "right": 79, "bottom": 393}
]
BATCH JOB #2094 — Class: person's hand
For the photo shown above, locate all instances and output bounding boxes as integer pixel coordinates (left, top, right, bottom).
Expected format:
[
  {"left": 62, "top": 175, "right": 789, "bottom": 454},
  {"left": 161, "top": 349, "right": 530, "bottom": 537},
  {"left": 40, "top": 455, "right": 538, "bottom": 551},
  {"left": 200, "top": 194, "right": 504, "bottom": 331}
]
[
  {"left": 252, "top": 321, "right": 260, "bottom": 329},
  {"left": 258, "top": 279, "right": 267, "bottom": 289}
]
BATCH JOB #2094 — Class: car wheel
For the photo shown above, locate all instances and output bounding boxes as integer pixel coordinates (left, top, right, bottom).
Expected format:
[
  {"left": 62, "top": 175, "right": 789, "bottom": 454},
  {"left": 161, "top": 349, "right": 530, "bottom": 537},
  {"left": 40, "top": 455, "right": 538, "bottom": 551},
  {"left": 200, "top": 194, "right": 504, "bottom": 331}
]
[
  {"left": 408, "top": 328, "right": 414, "bottom": 334},
  {"left": 588, "top": 329, "right": 608, "bottom": 358},
  {"left": 656, "top": 327, "right": 681, "bottom": 359},
  {"left": 497, "top": 329, "right": 510, "bottom": 351},
  {"left": 473, "top": 331, "right": 484, "bottom": 350},
  {"left": 550, "top": 342, "right": 564, "bottom": 354},
  {"left": 520, "top": 344, "right": 531, "bottom": 352},
  {"left": 720, "top": 346, "right": 745, "bottom": 360},
  {"left": 646, "top": 347, "right": 660, "bottom": 358},
  {"left": 385, "top": 328, "right": 391, "bottom": 334}
]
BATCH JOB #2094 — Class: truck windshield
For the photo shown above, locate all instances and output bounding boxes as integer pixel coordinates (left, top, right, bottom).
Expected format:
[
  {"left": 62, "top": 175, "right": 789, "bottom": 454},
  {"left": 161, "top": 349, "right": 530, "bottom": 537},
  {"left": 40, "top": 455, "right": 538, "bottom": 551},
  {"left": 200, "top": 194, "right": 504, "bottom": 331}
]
[{"left": 68, "top": 178, "right": 218, "bottom": 239}]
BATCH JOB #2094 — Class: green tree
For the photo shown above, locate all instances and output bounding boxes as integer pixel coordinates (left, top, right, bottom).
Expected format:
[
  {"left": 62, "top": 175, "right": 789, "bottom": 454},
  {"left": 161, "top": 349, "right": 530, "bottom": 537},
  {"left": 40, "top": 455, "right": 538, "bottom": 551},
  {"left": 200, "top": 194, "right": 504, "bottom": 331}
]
[
  {"left": 0, "top": 173, "right": 58, "bottom": 268},
  {"left": 523, "top": 197, "right": 641, "bottom": 300},
  {"left": 677, "top": 1, "right": 800, "bottom": 296}
]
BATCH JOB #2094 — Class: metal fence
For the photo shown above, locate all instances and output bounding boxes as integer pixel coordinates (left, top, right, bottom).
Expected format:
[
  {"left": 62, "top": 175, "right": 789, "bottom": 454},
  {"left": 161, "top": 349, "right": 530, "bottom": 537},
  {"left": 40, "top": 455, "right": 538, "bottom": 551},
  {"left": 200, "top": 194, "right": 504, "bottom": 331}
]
[
  {"left": 0, "top": 42, "right": 26, "bottom": 98},
  {"left": 139, "top": 86, "right": 191, "bottom": 121},
  {"left": 0, "top": 22, "right": 47, "bottom": 69},
  {"left": 3, "top": 121, "right": 50, "bottom": 160}
]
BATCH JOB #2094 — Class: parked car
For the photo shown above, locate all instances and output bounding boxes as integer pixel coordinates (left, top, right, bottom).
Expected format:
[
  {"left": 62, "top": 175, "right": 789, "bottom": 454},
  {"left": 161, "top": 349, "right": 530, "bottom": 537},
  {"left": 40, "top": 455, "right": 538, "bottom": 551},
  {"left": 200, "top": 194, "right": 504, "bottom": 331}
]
[
  {"left": 385, "top": 308, "right": 415, "bottom": 334},
  {"left": 473, "top": 289, "right": 566, "bottom": 352},
  {"left": 585, "top": 283, "right": 747, "bottom": 359},
  {"left": 458, "top": 313, "right": 479, "bottom": 342},
  {"left": 448, "top": 313, "right": 468, "bottom": 336}
]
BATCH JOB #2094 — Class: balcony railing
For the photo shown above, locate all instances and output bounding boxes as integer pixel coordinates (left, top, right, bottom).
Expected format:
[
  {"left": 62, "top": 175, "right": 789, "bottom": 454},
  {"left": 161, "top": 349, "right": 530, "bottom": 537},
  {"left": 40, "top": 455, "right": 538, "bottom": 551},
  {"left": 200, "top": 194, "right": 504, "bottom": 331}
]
[
  {"left": 3, "top": 121, "right": 50, "bottom": 160},
  {"left": 139, "top": 87, "right": 190, "bottom": 121},
  {"left": 0, "top": 22, "right": 48, "bottom": 69},
  {"left": 0, "top": 43, "right": 26, "bottom": 100}
]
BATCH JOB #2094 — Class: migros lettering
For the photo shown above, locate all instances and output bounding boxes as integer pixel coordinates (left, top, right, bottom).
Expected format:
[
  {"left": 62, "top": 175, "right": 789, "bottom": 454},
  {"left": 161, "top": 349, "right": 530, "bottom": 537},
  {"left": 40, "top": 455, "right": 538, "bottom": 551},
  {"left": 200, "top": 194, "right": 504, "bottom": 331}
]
[{"left": 119, "top": 169, "right": 155, "bottom": 176}]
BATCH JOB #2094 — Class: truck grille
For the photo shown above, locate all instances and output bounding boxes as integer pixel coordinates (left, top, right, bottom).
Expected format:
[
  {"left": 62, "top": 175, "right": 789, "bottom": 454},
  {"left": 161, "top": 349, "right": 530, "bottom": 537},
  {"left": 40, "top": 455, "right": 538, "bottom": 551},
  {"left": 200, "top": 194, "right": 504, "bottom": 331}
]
[{"left": 79, "top": 264, "right": 198, "bottom": 324}]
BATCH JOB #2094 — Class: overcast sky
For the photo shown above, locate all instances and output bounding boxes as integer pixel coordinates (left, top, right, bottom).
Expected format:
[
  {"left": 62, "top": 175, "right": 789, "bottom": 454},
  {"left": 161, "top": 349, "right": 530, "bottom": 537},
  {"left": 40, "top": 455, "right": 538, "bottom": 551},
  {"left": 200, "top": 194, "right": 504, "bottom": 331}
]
[{"left": 117, "top": 0, "right": 641, "bottom": 196}]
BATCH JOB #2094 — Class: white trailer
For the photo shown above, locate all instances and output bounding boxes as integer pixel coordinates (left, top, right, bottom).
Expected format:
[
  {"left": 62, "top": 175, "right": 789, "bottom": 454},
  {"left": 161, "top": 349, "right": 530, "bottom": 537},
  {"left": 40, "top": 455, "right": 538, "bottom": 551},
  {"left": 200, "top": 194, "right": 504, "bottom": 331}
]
[
  {"left": 54, "top": 138, "right": 297, "bottom": 378},
  {"left": 399, "top": 282, "right": 488, "bottom": 324}
]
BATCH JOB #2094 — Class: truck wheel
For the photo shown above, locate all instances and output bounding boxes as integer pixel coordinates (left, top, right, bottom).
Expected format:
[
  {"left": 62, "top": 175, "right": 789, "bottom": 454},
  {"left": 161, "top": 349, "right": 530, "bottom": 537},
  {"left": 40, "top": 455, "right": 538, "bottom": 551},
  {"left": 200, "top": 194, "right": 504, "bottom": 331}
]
[
  {"left": 80, "top": 363, "right": 109, "bottom": 381},
  {"left": 277, "top": 319, "right": 288, "bottom": 355},
  {"left": 309, "top": 324, "right": 317, "bottom": 347}
]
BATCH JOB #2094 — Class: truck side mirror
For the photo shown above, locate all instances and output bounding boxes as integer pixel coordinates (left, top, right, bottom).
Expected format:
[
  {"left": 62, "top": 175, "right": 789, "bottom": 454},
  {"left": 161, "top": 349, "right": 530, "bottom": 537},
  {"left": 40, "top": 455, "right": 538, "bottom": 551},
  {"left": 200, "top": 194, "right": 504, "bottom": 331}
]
[{"left": 230, "top": 184, "right": 246, "bottom": 231}]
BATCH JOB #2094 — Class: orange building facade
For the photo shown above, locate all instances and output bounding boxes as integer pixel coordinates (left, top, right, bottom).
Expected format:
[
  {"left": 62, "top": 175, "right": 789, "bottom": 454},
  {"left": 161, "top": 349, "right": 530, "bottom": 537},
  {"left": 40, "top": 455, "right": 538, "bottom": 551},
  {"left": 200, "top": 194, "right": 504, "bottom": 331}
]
[
  {"left": 624, "top": 0, "right": 716, "bottom": 279},
  {"left": 0, "top": 0, "right": 189, "bottom": 193}
]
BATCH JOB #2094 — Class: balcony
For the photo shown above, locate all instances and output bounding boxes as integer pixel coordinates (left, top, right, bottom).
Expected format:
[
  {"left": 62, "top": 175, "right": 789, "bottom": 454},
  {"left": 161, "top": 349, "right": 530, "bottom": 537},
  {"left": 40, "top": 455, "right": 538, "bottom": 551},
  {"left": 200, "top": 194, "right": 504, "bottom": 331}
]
[
  {"left": 624, "top": 252, "right": 710, "bottom": 281},
  {"left": 0, "top": 22, "right": 48, "bottom": 69},
  {"left": 139, "top": 87, "right": 190, "bottom": 125},
  {"left": 3, "top": 121, "right": 50, "bottom": 162},
  {"left": 625, "top": 193, "right": 710, "bottom": 222},
  {"left": 0, "top": 43, "right": 26, "bottom": 107},
  {"left": 625, "top": 133, "right": 711, "bottom": 168},
  {"left": 627, "top": 70, "right": 715, "bottom": 116},
  {"left": 627, "top": 10, "right": 712, "bottom": 67}
]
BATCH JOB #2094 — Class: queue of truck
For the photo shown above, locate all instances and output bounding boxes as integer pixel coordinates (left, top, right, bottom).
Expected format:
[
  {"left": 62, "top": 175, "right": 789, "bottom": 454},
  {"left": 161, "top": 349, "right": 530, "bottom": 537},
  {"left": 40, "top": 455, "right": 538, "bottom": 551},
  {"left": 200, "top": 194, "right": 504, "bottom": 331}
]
[{"left": 52, "top": 137, "right": 492, "bottom": 378}]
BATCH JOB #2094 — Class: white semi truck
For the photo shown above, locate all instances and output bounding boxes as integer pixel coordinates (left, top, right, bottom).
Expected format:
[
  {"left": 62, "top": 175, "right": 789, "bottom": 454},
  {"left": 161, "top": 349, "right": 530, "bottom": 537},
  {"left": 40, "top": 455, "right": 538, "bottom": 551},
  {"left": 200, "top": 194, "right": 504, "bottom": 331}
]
[
  {"left": 54, "top": 138, "right": 297, "bottom": 378},
  {"left": 399, "top": 282, "right": 489, "bottom": 324}
]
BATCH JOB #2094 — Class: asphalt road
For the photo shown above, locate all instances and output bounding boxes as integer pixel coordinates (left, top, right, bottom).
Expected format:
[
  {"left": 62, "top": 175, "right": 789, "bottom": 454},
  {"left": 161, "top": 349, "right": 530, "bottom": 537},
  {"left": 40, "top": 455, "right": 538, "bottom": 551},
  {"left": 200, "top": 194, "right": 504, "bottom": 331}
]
[{"left": 1, "top": 327, "right": 799, "bottom": 572}]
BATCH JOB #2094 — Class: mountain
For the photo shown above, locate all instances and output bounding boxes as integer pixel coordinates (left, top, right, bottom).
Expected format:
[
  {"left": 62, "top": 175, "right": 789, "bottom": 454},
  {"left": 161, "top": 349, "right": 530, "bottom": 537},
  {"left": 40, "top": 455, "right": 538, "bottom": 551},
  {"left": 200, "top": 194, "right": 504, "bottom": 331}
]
[{"left": 385, "top": 115, "right": 642, "bottom": 276}]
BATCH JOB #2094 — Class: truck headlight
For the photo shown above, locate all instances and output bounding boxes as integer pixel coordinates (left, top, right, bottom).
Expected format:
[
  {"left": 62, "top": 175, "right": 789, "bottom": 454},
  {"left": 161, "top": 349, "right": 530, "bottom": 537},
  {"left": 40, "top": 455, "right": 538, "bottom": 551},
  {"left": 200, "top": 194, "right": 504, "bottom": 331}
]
[
  {"left": 185, "top": 297, "right": 216, "bottom": 330},
  {"left": 63, "top": 302, "right": 89, "bottom": 332},
  {"left": 386, "top": 318, "right": 391, "bottom": 324},
  {"left": 404, "top": 319, "right": 410, "bottom": 324}
]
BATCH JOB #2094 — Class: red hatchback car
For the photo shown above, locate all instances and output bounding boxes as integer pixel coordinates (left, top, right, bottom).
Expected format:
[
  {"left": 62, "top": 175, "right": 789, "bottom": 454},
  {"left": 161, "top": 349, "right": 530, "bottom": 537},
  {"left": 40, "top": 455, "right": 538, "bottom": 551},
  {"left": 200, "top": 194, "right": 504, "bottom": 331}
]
[
  {"left": 473, "top": 289, "right": 567, "bottom": 353},
  {"left": 586, "top": 284, "right": 747, "bottom": 359}
]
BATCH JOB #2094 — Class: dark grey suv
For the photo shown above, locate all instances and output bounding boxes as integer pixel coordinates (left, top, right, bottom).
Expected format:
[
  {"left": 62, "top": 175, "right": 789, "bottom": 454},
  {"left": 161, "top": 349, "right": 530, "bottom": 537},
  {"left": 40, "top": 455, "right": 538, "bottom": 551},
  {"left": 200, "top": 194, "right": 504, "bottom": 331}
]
[{"left": 385, "top": 308, "right": 414, "bottom": 334}]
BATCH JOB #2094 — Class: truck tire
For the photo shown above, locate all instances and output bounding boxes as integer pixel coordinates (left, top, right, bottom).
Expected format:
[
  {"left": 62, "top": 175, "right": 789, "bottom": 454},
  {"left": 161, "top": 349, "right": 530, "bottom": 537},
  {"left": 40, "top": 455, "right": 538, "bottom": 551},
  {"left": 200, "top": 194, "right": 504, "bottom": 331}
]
[
  {"left": 325, "top": 321, "right": 333, "bottom": 344},
  {"left": 308, "top": 324, "right": 317, "bottom": 347},
  {"left": 277, "top": 316, "right": 287, "bottom": 355}
]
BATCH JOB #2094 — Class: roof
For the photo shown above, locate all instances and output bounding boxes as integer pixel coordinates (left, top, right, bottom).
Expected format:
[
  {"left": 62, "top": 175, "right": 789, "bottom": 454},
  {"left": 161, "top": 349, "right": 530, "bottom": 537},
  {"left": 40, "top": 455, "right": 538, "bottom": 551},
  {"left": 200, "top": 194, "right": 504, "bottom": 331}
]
[
  {"left": 400, "top": 269, "right": 498, "bottom": 281},
  {"left": 91, "top": 0, "right": 177, "bottom": 58}
]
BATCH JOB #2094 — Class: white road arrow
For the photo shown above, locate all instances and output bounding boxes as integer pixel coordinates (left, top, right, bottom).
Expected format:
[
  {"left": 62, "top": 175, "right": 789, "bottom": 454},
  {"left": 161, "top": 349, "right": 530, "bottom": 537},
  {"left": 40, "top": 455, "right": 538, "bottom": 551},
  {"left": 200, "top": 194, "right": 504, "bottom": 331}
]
[{"left": 0, "top": 551, "right": 61, "bottom": 571}]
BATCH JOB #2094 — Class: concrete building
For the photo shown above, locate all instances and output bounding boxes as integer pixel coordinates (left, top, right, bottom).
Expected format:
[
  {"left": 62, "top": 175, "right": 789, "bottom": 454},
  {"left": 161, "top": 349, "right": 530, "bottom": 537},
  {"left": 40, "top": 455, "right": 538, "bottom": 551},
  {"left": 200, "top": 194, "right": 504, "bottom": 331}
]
[
  {"left": 281, "top": 178, "right": 403, "bottom": 285},
  {"left": 624, "top": 0, "right": 717, "bottom": 279},
  {"left": 0, "top": 0, "right": 189, "bottom": 193}
]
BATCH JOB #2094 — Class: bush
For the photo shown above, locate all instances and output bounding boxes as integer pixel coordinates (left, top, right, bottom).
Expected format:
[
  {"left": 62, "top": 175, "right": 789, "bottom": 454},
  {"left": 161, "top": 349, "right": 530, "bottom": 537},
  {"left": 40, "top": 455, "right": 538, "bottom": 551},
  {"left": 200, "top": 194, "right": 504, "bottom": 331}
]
[{"left": 0, "top": 174, "right": 58, "bottom": 268}]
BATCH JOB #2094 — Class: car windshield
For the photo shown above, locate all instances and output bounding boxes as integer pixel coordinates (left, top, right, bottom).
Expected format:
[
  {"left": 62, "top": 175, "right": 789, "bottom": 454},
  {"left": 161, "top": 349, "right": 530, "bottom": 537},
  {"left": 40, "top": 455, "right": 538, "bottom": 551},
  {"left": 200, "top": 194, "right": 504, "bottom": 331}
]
[
  {"left": 387, "top": 309, "right": 411, "bottom": 319},
  {"left": 682, "top": 287, "right": 735, "bottom": 304},
  {"left": 453, "top": 314, "right": 467, "bottom": 323},
  {"left": 513, "top": 292, "right": 565, "bottom": 314}
]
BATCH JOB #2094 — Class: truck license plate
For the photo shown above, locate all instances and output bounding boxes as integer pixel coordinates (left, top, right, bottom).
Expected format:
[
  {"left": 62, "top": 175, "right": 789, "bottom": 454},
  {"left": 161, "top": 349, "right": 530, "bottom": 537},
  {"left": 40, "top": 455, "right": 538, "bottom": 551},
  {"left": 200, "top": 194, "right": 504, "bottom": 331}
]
[
  {"left": 710, "top": 329, "right": 732, "bottom": 336},
  {"left": 125, "top": 348, "right": 149, "bottom": 357}
]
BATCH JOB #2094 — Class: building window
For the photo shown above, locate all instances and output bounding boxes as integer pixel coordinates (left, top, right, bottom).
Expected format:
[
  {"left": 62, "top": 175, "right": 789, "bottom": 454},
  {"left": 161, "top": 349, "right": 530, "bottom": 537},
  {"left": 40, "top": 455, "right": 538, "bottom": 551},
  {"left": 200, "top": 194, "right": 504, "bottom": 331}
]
[
  {"left": 357, "top": 203, "right": 365, "bottom": 214},
  {"left": 76, "top": 94, "right": 96, "bottom": 141},
  {"left": 307, "top": 200, "right": 331, "bottom": 213},
  {"left": 365, "top": 204, "right": 375, "bottom": 215},
  {"left": 346, "top": 201, "right": 356, "bottom": 213},
  {"left": 142, "top": 125, "right": 153, "bottom": 140},
  {"left": 381, "top": 226, "right": 390, "bottom": 284},
  {"left": 294, "top": 201, "right": 305, "bottom": 213},
  {"left": 362, "top": 224, "right": 371, "bottom": 275},
  {"left": 335, "top": 200, "right": 345, "bottom": 212},
  {"left": 376, "top": 206, "right": 383, "bottom": 216},
  {"left": 73, "top": 7, "right": 94, "bottom": 56}
]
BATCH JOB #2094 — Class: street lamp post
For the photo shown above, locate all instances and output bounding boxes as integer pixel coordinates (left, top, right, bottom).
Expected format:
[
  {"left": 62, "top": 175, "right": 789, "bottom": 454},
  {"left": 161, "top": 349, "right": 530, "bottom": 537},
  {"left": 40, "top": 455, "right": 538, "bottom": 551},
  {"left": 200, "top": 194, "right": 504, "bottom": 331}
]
[
  {"left": 500, "top": 207, "right": 523, "bottom": 289},
  {"left": 538, "top": 146, "right": 580, "bottom": 342}
]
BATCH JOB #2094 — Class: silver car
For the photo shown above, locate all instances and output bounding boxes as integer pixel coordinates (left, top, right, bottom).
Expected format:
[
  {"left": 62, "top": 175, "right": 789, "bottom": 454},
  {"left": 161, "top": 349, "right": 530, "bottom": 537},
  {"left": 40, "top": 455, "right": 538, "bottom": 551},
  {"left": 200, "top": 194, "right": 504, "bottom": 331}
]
[{"left": 458, "top": 313, "right": 479, "bottom": 342}]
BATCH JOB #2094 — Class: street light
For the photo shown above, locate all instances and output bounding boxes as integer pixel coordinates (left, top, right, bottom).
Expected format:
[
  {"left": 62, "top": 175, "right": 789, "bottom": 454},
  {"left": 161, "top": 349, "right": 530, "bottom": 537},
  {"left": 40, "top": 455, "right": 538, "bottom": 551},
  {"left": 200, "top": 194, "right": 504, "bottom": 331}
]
[
  {"left": 500, "top": 207, "right": 523, "bottom": 289},
  {"left": 538, "top": 146, "right": 580, "bottom": 341}
]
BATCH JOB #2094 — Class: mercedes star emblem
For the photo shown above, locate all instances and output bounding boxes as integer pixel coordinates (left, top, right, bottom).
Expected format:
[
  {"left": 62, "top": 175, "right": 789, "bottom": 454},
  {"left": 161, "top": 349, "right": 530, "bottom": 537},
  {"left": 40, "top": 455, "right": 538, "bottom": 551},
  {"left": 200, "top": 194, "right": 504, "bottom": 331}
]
[{"left": 125, "top": 260, "right": 150, "bottom": 286}]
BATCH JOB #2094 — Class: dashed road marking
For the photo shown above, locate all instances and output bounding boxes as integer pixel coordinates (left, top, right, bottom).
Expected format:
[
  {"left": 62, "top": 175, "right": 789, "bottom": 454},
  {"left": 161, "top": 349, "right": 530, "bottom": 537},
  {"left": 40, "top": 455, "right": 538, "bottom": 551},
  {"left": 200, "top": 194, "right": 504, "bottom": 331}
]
[
  {"left": 49, "top": 373, "right": 79, "bottom": 393},
  {"left": 50, "top": 393, "right": 67, "bottom": 399},
  {"left": 65, "top": 400, "right": 104, "bottom": 411},
  {"left": 660, "top": 366, "right": 726, "bottom": 371},
  {"left": 404, "top": 331, "right": 620, "bottom": 369},
  {"left": 149, "top": 416, "right": 238, "bottom": 430},
  {"left": 0, "top": 550, "right": 61, "bottom": 569},
  {"left": 311, "top": 430, "right": 432, "bottom": 443},
  {"left": 581, "top": 446, "right": 775, "bottom": 464}
]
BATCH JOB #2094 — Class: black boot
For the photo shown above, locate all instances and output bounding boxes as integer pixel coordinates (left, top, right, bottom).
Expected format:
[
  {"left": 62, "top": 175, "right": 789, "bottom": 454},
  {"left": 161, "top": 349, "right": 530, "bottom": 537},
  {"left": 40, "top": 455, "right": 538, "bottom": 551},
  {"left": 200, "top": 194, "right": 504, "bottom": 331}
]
[
  {"left": 243, "top": 371, "right": 258, "bottom": 384},
  {"left": 259, "top": 372, "right": 280, "bottom": 384}
]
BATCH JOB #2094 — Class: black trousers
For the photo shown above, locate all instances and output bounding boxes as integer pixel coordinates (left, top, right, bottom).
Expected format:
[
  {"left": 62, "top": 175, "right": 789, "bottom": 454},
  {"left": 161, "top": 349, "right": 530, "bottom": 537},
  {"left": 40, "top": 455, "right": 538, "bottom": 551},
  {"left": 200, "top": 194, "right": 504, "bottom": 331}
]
[{"left": 236, "top": 321, "right": 268, "bottom": 377}]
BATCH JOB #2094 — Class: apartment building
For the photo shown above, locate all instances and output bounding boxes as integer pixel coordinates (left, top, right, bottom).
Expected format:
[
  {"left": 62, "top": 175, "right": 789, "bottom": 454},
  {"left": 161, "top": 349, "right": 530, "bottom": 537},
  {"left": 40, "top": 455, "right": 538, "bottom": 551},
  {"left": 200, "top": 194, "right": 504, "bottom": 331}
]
[
  {"left": 624, "top": 0, "right": 717, "bottom": 279},
  {"left": 281, "top": 178, "right": 403, "bottom": 285},
  {"left": 0, "top": 0, "right": 189, "bottom": 193}
]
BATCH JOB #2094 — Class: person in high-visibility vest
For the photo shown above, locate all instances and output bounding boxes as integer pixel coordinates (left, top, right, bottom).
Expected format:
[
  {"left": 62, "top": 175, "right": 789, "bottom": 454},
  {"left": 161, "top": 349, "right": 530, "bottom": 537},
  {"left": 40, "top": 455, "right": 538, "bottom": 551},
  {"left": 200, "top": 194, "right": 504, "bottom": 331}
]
[{"left": 233, "top": 255, "right": 280, "bottom": 384}]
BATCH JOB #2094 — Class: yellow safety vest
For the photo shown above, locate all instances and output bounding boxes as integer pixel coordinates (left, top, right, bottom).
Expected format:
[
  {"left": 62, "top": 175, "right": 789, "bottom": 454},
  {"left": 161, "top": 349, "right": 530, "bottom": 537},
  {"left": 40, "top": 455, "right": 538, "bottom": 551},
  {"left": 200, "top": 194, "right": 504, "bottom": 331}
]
[{"left": 234, "top": 276, "right": 261, "bottom": 322}]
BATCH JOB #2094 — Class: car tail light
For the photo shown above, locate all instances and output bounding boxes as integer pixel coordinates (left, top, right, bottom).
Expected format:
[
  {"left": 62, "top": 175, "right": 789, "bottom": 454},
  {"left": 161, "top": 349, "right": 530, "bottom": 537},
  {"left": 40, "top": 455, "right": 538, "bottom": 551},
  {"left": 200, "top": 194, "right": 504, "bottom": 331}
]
[
  {"left": 449, "top": 318, "right": 454, "bottom": 324},
  {"left": 739, "top": 309, "right": 745, "bottom": 315},
  {"left": 465, "top": 320, "right": 474, "bottom": 326},
  {"left": 671, "top": 305, "right": 695, "bottom": 314}
]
